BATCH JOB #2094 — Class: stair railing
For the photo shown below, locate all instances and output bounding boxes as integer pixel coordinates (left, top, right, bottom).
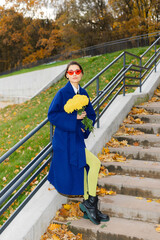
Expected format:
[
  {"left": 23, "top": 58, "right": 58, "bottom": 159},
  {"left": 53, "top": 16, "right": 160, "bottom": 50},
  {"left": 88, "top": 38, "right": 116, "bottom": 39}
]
[
  {"left": 0, "top": 37, "right": 160, "bottom": 234},
  {"left": 84, "top": 37, "right": 160, "bottom": 127}
]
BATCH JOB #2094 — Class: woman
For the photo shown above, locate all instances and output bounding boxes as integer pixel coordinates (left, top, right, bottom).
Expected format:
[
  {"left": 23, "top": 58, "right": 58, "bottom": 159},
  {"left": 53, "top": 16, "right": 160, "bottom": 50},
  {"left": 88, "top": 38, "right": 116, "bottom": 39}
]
[{"left": 47, "top": 61, "right": 109, "bottom": 225}]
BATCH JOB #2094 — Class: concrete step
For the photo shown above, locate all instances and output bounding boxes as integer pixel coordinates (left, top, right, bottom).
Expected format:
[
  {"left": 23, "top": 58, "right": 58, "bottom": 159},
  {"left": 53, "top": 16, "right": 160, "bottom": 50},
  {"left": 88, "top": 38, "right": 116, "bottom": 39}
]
[
  {"left": 108, "top": 146, "right": 160, "bottom": 161},
  {"left": 54, "top": 217, "right": 160, "bottom": 240},
  {"left": 102, "top": 159, "right": 160, "bottom": 179},
  {"left": 98, "top": 175, "right": 160, "bottom": 198},
  {"left": 68, "top": 194, "right": 160, "bottom": 223},
  {"left": 129, "top": 114, "right": 160, "bottom": 123},
  {"left": 113, "top": 134, "right": 160, "bottom": 147},
  {"left": 99, "top": 194, "right": 160, "bottom": 224},
  {"left": 135, "top": 102, "right": 160, "bottom": 113},
  {"left": 124, "top": 123, "right": 160, "bottom": 134}
]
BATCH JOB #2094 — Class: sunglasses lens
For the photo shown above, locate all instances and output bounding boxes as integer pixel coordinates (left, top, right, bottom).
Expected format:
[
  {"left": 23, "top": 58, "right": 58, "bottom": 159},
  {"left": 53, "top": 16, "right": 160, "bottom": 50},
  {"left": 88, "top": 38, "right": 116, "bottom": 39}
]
[
  {"left": 75, "top": 70, "right": 82, "bottom": 75},
  {"left": 67, "top": 71, "right": 74, "bottom": 75},
  {"left": 67, "top": 69, "right": 82, "bottom": 75}
]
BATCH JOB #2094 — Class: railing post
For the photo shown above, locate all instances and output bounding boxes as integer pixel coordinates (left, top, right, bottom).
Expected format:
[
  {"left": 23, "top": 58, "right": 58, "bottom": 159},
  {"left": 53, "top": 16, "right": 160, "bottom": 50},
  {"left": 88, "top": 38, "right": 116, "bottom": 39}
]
[
  {"left": 123, "top": 52, "right": 126, "bottom": 96},
  {"left": 140, "top": 58, "right": 142, "bottom": 92},
  {"left": 155, "top": 43, "right": 157, "bottom": 72},
  {"left": 96, "top": 77, "right": 100, "bottom": 128},
  {"left": 50, "top": 123, "right": 53, "bottom": 158}
]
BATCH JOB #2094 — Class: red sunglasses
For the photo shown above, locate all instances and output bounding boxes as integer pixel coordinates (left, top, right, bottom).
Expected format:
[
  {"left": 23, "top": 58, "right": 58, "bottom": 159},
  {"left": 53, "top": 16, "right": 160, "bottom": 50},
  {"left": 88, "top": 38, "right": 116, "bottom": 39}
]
[{"left": 67, "top": 69, "right": 82, "bottom": 75}]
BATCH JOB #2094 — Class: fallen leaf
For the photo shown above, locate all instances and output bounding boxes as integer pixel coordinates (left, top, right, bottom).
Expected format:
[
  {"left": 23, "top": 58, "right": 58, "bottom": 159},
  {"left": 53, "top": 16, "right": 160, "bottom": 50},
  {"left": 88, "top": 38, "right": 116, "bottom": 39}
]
[
  {"left": 52, "top": 234, "right": 60, "bottom": 240},
  {"left": 63, "top": 204, "right": 71, "bottom": 211},
  {"left": 106, "top": 137, "right": 129, "bottom": 148},
  {"left": 136, "top": 197, "right": 144, "bottom": 200},
  {"left": 155, "top": 224, "right": 160, "bottom": 233},
  {"left": 48, "top": 224, "right": 61, "bottom": 231},
  {"left": 133, "top": 142, "right": 139, "bottom": 146}
]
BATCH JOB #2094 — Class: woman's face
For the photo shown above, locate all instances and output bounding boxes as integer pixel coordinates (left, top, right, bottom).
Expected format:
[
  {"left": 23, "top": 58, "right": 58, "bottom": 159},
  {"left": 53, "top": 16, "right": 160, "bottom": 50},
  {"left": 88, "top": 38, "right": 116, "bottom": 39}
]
[{"left": 66, "top": 64, "right": 83, "bottom": 86}]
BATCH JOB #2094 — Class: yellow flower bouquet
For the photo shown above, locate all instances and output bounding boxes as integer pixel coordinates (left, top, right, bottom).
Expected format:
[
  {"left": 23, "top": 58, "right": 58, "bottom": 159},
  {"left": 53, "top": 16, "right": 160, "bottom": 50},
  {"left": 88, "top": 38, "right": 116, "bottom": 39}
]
[{"left": 64, "top": 94, "right": 94, "bottom": 132}]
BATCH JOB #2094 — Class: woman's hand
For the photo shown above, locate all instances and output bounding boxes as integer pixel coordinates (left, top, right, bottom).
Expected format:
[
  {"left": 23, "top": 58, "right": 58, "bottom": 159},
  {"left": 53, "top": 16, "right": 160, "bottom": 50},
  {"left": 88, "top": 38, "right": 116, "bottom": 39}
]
[{"left": 77, "top": 111, "right": 86, "bottom": 120}]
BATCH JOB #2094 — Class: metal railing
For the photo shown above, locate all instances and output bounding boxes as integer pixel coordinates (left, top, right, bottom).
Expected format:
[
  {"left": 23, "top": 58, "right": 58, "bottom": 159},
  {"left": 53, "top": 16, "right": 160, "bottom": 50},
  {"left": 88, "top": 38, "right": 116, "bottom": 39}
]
[
  {"left": 84, "top": 37, "right": 160, "bottom": 127},
  {"left": 0, "top": 37, "right": 160, "bottom": 234}
]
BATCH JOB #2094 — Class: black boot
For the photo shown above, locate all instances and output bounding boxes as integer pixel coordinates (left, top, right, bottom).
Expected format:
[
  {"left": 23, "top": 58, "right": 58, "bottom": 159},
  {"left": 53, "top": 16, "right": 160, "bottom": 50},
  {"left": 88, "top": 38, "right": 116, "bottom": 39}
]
[
  {"left": 83, "top": 210, "right": 110, "bottom": 222},
  {"left": 80, "top": 195, "right": 100, "bottom": 225},
  {"left": 83, "top": 196, "right": 110, "bottom": 222}
]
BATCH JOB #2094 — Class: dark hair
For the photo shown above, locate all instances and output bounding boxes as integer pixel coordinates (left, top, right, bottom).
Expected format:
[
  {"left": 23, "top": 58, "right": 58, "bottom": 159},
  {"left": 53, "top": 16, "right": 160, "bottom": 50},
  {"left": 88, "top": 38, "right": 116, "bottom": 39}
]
[{"left": 65, "top": 61, "right": 84, "bottom": 78}]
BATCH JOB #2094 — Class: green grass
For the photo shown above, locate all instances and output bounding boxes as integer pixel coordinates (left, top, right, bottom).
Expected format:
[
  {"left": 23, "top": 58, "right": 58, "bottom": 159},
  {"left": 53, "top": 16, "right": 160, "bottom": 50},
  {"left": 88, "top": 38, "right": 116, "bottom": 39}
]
[{"left": 0, "top": 45, "right": 159, "bottom": 225}]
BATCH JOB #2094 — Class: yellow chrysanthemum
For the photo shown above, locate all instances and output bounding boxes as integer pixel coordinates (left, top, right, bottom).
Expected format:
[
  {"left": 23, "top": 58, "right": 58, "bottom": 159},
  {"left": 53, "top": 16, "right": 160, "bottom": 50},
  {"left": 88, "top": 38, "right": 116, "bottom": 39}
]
[
  {"left": 64, "top": 95, "right": 89, "bottom": 113},
  {"left": 64, "top": 94, "right": 94, "bottom": 132}
]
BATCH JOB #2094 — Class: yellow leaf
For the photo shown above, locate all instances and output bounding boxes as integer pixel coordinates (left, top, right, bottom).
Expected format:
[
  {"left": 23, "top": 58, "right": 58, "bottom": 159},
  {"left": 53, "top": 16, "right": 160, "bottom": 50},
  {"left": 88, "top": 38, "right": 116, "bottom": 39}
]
[
  {"left": 24, "top": 125, "right": 30, "bottom": 129},
  {"left": 52, "top": 234, "right": 60, "bottom": 240},
  {"left": 155, "top": 225, "right": 160, "bottom": 233},
  {"left": 108, "top": 172, "right": 116, "bottom": 175},
  {"left": 136, "top": 197, "right": 143, "bottom": 200},
  {"left": 48, "top": 187, "right": 55, "bottom": 191},
  {"left": 63, "top": 204, "right": 71, "bottom": 211},
  {"left": 48, "top": 224, "right": 61, "bottom": 231}
]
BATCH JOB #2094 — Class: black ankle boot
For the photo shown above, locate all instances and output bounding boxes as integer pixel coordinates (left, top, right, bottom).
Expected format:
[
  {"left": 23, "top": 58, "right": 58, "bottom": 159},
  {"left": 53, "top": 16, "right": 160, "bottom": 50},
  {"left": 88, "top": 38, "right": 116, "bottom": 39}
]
[
  {"left": 83, "top": 210, "right": 110, "bottom": 222},
  {"left": 83, "top": 196, "right": 110, "bottom": 222},
  {"left": 80, "top": 195, "right": 100, "bottom": 225}
]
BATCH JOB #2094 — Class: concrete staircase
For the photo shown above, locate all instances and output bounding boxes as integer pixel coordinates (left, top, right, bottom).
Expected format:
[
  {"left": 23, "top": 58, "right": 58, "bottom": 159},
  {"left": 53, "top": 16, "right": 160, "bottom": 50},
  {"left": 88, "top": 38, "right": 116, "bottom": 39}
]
[{"left": 53, "top": 93, "right": 160, "bottom": 239}]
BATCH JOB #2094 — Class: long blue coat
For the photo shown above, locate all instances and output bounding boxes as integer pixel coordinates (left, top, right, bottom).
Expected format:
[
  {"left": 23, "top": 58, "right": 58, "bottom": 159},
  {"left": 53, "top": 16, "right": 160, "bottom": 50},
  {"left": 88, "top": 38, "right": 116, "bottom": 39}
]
[{"left": 47, "top": 81, "right": 96, "bottom": 195}]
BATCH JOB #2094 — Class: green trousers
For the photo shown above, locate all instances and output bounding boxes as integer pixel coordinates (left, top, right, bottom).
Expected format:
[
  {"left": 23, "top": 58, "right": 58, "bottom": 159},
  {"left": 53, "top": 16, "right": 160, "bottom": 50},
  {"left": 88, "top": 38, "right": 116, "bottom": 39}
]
[{"left": 84, "top": 149, "right": 101, "bottom": 200}]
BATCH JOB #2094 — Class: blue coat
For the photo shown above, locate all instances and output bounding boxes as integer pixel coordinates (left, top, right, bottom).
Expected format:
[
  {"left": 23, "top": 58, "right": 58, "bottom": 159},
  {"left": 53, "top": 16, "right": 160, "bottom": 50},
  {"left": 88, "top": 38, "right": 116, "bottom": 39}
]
[{"left": 47, "top": 81, "right": 96, "bottom": 195}]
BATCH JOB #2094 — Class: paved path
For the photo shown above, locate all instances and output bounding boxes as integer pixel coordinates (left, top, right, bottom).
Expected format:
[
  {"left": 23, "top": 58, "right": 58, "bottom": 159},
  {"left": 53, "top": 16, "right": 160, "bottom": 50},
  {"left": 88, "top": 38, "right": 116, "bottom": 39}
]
[{"left": 0, "top": 64, "right": 67, "bottom": 106}]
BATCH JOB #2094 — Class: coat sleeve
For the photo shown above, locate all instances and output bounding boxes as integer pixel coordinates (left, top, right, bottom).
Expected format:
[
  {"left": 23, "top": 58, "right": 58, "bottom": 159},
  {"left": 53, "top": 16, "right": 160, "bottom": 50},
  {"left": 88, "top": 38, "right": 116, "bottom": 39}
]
[
  {"left": 81, "top": 92, "right": 96, "bottom": 139},
  {"left": 48, "top": 91, "right": 77, "bottom": 132}
]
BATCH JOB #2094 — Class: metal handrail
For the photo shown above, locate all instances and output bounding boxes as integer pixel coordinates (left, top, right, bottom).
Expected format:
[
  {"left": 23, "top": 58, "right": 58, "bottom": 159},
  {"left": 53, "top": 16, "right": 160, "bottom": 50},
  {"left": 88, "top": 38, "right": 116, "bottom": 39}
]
[
  {"left": 1, "top": 142, "right": 52, "bottom": 196},
  {"left": 92, "top": 64, "right": 133, "bottom": 108},
  {"left": 1, "top": 156, "right": 51, "bottom": 215},
  {"left": 0, "top": 118, "right": 52, "bottom": 233},
  {"left": 141, "top": 37, "right": 160, "bottom": 57},
  {"left": 0, "top": 146, "right": 52, "bottom": 205},
  {"left": 124, "top": 51, "right": 141, "bottom": 59},
  {"left": 83, "top": 52, "right": 125, "bottom": 89},
  {"left": 0, "top": 36, "right": 160, "bottom": 234},
  {"left": 0, "top": 118, "right": 48, "bottom": 164}
]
